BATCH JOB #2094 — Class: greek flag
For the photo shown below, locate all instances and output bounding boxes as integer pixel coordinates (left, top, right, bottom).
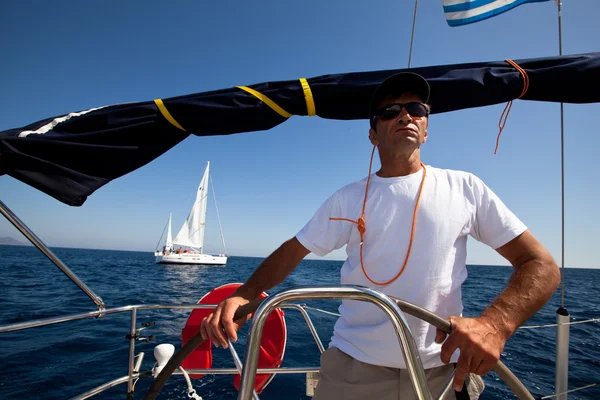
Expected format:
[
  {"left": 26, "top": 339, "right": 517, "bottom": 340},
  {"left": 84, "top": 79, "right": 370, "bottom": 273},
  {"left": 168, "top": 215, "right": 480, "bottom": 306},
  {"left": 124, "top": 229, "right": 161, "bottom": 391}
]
[{"left": 442, "top": 0, "right": 552, "bottom": 26}]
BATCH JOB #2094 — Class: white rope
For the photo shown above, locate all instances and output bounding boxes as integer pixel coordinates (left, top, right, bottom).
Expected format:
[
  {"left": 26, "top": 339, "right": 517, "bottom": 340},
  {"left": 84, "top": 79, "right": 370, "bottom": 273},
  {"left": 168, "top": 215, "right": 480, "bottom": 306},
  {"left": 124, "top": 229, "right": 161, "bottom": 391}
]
[
  {"left": 132, "top": 377, "right": 140, "bottom": 392},
  {"left": 540, "top": 383, "right": 597, "bottom": 399},
  {"left": 519, "top": 318, "right": 600, "bottom": 329},
  {"left": 301, "top": 305, "right": 341, "bottom": 317},
  {"left": 179, "top": 367, "right": 203, "bottom": 400}
]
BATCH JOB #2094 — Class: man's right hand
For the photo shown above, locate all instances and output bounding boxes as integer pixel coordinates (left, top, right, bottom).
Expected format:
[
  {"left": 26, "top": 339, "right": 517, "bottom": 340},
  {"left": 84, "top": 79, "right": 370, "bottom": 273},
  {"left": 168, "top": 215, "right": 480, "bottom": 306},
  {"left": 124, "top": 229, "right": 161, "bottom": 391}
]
[
  {"left": 199, "top": 238, "right": 310, "bottom": 348},
  {"left": 200, "top": 295, "right": 252, "bottom": 348}
]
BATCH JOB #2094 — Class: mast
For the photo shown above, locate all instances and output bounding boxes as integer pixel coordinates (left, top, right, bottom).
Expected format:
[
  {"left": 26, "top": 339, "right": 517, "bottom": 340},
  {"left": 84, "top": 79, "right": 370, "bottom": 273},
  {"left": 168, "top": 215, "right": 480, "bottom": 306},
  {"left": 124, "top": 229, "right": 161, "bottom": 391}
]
[
  {"left": 201, "top": 162, "right": 209, "bottom": 252},
  {"left": 166, "top": 213, "right": 173, "bottom": 250}
]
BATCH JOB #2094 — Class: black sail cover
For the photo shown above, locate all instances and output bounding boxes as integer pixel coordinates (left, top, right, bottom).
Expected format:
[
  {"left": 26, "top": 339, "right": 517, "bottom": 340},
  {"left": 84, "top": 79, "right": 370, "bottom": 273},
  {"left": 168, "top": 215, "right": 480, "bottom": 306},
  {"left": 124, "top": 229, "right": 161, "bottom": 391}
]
[{"left": 1, "top": 52, "right": 599, "bottom": 206}]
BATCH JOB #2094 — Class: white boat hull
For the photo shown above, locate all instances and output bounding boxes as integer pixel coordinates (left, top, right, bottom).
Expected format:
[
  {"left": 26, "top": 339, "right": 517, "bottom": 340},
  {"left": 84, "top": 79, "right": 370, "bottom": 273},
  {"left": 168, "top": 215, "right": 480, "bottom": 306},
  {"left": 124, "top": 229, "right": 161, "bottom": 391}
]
[{"left": 154, "top": 252, "right": 227, "bottom": 265}]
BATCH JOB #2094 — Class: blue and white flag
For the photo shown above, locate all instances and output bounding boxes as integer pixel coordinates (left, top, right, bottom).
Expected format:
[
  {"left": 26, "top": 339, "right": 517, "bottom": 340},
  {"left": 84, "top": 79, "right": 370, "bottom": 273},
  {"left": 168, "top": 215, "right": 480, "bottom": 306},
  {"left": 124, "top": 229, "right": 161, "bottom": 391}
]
[{"left": 442, "top": 0, "right": 552, "bottom": 27}]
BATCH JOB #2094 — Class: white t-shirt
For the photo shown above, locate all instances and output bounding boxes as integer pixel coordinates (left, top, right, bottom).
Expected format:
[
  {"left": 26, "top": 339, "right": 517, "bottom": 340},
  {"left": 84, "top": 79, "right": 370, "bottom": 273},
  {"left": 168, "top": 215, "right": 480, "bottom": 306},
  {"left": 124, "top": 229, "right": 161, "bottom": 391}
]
[{"left": 296, "top": 165, "right": 527, "bottom": 369}]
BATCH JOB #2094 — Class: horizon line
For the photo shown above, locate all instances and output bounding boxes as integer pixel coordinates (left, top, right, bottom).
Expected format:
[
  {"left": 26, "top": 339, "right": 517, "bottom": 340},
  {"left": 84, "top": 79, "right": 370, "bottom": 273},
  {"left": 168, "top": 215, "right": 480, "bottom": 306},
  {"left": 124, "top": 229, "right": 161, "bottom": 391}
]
[{"left": 0, "top": 243, "right": 597, "bottom": 269}]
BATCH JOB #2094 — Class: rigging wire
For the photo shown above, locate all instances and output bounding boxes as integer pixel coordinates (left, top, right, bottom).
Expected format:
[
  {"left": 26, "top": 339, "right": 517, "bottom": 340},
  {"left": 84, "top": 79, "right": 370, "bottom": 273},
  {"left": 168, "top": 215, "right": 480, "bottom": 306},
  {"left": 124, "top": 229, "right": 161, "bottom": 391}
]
[
  {"left": 209, "top": 174, "right": 227, "bottom": 255},
  {"left": 407, "top": 0, "right": 419, "bottom": 68},
  {"left": 153, "top": 216, "right": 169, "bottom": 251},
  {"left": 541, "top": 383, "right": 597, "bottom": 399},
  {"left": 300, "top": 305, "right": 600, "bottom": 330}
]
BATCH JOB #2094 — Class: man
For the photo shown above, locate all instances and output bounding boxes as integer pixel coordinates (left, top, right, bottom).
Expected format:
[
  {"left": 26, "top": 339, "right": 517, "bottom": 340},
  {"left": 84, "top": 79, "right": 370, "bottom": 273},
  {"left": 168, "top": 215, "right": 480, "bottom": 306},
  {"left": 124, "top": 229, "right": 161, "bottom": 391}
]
[{"left": 200, "top": 72, "right": 560, "bottom": 399}]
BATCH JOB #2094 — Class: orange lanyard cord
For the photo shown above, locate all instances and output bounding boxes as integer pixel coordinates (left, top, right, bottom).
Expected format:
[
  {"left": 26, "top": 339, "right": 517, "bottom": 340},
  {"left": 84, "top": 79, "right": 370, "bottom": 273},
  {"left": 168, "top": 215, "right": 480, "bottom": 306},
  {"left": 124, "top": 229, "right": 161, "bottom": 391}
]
[
  {"left": 329, "top": 145, "right": 377, "bottom": 237},
  {"left": 495, "top": 59, "right": 530, "bottom": 154},
  {"left": 330, "top": 146, "right": 427, "bottom": 286}
]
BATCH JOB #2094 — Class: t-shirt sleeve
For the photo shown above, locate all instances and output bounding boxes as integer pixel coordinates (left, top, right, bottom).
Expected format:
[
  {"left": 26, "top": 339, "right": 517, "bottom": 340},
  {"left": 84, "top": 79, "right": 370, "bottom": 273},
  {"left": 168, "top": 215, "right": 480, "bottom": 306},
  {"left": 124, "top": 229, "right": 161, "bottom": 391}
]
[
  {"left": 296, "top": 191, "right": 352, "bottom": 257},
  {"left": 469, "top": 176, "right": 527, "bottom": 249}
]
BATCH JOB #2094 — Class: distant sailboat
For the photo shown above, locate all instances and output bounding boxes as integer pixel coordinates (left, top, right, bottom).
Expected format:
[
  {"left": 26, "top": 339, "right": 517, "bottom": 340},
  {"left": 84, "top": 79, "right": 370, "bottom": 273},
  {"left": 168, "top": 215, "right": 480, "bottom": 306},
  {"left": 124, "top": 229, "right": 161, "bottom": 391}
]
[{"left": 154, "top": 162, "right": 227, "bottom": 265}]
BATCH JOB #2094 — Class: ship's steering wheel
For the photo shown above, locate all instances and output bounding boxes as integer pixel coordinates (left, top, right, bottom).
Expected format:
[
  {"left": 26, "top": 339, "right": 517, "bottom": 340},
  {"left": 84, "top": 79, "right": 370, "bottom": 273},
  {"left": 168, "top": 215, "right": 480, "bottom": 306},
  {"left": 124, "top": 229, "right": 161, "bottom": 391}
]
[{"left": 144, "top": 289, "right": 535, "bottom": 400}]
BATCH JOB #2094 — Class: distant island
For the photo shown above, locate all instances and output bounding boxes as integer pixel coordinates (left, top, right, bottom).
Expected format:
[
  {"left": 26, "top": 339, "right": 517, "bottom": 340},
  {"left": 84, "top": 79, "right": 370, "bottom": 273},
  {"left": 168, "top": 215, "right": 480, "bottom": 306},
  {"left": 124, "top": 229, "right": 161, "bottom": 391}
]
[{"left": 0, "top": 236, "right": 31, "bottom": 246}]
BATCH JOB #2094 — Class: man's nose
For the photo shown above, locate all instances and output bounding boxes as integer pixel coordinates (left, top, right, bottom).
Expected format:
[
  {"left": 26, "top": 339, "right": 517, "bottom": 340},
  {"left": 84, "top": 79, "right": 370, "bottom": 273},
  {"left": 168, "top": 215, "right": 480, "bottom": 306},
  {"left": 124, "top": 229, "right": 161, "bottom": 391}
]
[{"left": 397, "top": 108, "right": 412, "bottom": 124}]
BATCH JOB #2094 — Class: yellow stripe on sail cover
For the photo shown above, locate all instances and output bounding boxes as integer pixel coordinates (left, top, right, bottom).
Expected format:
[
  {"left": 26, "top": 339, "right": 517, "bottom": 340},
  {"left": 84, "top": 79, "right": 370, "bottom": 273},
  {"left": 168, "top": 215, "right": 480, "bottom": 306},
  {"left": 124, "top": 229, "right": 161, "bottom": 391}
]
[
  {"left": 154, "top": 99, "right": 187, "bottom": 131},
  {"left": 299, "top": 78, "right": 316, "bottom": 116},
  {"left": 236, "top": 86, "right": 292, "bottom": 118}
]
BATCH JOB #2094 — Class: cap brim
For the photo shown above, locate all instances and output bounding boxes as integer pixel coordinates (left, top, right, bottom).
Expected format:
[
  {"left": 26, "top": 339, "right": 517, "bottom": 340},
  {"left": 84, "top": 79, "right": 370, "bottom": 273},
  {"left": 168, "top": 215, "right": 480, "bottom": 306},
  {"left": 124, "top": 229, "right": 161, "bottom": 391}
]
[{"left": 369, "top": 72, "right": 430, "bottom": 118}]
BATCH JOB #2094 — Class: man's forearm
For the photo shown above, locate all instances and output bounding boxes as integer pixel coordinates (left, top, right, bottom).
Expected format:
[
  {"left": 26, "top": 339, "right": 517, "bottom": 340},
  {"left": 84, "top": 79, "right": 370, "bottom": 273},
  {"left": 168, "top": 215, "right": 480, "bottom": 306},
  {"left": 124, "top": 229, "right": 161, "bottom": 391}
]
[
  {"left": 235, "top": 237, "right": 310, "bottom": 299},
  {"left": 481, "top": 256, "right": 560, "bottom": 339}
]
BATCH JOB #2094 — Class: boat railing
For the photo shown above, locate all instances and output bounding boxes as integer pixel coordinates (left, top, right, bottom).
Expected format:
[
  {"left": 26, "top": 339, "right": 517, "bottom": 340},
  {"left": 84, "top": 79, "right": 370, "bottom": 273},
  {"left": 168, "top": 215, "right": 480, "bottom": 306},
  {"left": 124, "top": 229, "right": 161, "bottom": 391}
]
[
  {"left": 0, "top": 285, "right": 454, "bottom": 400},
  {"left": 0, "top": 199, "right": 105, "bottom": 311},
  {"left": 237, "top": 285, "right": 435, "bottom": 400}
]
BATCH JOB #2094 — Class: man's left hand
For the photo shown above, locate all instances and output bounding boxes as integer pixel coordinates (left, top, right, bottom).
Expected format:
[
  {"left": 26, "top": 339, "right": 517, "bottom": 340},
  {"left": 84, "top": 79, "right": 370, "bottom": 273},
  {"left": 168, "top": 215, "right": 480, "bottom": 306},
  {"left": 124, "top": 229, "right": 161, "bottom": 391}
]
[{"left": 435, "top": 316, "right": 507, "bottom": 392}]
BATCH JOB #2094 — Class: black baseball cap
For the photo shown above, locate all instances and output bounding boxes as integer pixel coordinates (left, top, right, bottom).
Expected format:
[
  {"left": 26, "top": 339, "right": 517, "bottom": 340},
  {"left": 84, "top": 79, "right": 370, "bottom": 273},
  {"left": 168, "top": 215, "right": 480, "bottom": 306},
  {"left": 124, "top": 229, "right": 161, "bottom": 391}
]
[{"left": 369, "top": 72, "right": 431, "bottom": 119}]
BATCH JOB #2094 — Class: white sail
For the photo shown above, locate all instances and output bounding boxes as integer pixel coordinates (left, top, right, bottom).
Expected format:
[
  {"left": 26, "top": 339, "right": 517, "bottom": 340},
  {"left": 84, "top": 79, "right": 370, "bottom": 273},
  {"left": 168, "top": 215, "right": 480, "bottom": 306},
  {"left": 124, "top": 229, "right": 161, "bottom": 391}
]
[
  {"left": 165, "top": 213, "right": 173, "bottom": 251},
  {"left": 172, "top": 162, "right": 209, "bottom": 250}
]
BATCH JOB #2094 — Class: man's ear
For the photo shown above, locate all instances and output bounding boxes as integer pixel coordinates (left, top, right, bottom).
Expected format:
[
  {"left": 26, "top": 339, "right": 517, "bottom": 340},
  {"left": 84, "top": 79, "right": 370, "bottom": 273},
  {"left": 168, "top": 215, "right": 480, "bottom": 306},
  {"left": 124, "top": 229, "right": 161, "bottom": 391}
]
[{"left": 369, "top": 128, "right": 379, "bottom": 145}]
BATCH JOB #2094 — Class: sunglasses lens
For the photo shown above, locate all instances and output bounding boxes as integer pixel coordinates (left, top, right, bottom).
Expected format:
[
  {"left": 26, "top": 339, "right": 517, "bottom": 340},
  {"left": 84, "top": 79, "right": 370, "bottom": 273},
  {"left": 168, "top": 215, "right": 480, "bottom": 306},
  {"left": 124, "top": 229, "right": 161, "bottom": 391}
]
[
  {"left": 405, "top": 103, "right": 428, "bottom": 117},
  {"left": 376, "top": 103, "right": 428, "bottom": 121},
  {"left": 378, "top": 105, "right": 402, "bottom": 120}
]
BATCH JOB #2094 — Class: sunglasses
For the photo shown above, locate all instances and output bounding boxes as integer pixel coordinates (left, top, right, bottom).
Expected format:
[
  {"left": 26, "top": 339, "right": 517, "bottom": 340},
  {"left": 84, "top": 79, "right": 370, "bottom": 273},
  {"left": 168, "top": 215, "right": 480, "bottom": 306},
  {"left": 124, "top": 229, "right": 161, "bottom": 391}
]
[{"left": 372, "top": 102, "right": 430, "bottom": 123}]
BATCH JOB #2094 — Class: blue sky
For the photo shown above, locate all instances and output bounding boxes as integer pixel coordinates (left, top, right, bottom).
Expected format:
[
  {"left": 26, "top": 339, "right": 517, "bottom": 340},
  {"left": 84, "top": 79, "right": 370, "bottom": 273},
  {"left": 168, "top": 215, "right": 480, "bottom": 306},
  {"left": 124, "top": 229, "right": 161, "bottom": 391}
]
[{"left": 0, "top": 0, "right": 598, "bottom": 267}]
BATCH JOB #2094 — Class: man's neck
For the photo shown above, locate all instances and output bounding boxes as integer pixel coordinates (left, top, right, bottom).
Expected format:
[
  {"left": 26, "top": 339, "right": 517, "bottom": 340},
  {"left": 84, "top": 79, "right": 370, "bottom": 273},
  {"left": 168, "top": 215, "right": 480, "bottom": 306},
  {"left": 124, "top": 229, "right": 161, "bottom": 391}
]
[{"left": 376, "top": 150, "right": 422, "bottom": 177}]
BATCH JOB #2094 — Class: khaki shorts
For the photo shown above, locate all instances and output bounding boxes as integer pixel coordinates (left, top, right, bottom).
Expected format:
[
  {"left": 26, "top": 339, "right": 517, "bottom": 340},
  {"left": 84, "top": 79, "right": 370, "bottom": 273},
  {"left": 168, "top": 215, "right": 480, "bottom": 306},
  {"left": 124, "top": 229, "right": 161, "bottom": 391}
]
[{"left": 313, "top": 347, "right": 485, "bottom": 400}]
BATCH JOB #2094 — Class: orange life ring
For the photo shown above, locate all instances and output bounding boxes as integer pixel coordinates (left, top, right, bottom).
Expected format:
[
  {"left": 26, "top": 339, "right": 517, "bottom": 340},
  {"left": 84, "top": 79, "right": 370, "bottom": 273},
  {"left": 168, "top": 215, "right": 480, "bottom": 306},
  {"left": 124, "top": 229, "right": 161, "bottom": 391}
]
[{"left": 181, "top": 283, "right": 287, "bottom": 393}]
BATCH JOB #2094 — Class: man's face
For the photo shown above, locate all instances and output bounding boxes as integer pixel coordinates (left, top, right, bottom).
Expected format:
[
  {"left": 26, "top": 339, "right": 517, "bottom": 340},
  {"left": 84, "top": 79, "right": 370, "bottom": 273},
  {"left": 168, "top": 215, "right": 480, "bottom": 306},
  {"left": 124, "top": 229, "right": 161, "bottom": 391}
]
[{"left": 369, "top": 92, "right": 429, "bottom": 152}]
